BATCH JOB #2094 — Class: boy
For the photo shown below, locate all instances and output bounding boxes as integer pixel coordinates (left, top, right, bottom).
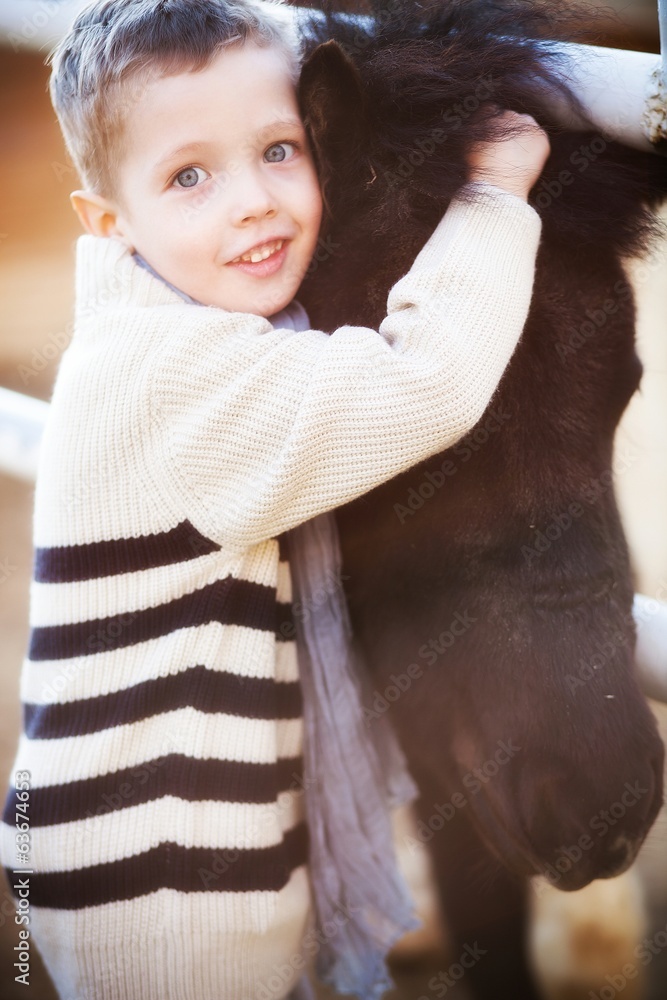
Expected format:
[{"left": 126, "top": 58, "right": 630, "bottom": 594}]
[{"left": 0, "top": 0, "right": 553, "bottom": 997}]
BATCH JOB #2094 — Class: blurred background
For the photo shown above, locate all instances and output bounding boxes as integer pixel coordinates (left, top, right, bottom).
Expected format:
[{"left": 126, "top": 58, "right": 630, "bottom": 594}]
[{"left": 0, "top": 1, "right": 665, "bottom": 997}]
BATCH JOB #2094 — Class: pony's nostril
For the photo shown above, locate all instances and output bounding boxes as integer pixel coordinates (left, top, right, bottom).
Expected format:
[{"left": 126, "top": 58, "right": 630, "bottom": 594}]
[
  {"left": 592, "top": 832, "right": 640, "bottom": 879},
  {"left": 605, "top": 835, "right": 634, "bottom": 872}
]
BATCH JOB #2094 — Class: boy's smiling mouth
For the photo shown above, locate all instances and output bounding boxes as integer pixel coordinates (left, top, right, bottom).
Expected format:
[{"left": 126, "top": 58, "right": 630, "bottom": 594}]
[
  {"left": 229, "top": 238, "right": 286, "bottom": 264},
  {"left": 226, "top": 237, "right": 291, "bottom": 281}
]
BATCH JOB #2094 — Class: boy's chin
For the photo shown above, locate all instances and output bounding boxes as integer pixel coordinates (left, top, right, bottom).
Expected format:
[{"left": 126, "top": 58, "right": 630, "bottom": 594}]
[
  {"left": 244, "top": 290, "right": 299, "bottom": 320},
  {"left": 199, "top": 272, "right": 301, "bottom": 316},
  {"left": 198, "top": 284, "right": 295, "bottom": 317}
]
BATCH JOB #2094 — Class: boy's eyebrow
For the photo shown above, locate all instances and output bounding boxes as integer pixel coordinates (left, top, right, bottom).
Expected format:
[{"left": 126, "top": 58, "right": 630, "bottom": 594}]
[
  {"left": 255, "top": 117, "right": 305, "bottom": 140},
  {"left": 153, "top": 141, "right": 212, "bottom": 173}
]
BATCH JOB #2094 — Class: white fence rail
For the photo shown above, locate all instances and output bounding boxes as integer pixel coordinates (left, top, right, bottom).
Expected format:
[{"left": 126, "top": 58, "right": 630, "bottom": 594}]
[
  {"left": 0, "top": 0, "right": 662, "bottom": 53},
  {"left": 0, "top": 0, "right": 88, "bottom": 51},
  {"left": 0, "top": 387, "right": 48, "bottom": 483}
]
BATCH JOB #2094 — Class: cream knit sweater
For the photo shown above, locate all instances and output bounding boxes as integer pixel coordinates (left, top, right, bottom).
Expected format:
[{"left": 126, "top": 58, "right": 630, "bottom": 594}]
[{"left": 0, "top": 182, "right": 541, "bottom": 1000}]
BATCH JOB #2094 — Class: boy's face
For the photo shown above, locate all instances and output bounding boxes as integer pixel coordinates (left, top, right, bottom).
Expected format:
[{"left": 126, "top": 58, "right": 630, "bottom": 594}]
[{"left": 93, "top": 43, "right": 323, "bottom": 317}]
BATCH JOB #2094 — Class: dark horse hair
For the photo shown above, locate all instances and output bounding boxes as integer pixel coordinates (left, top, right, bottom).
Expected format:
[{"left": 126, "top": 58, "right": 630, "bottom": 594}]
[{"left": 293, "top": 1, "right": 667, "bottom": 995}]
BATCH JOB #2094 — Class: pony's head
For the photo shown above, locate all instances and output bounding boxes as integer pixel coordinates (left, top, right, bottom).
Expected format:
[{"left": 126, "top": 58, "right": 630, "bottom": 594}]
[{"left": 297, "top": 1, "right": 666, "bottom": 890}]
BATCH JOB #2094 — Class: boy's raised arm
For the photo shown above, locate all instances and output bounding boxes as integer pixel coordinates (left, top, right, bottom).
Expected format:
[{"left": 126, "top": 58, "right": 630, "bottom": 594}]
[{"left": 146, "top": 182, "right": 541, "bottom": 551}]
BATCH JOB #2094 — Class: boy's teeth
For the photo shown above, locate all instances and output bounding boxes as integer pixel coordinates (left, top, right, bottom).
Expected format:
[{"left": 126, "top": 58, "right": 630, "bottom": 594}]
[{"left": 234, "top": 239, "right": 284, "bottom": 263}]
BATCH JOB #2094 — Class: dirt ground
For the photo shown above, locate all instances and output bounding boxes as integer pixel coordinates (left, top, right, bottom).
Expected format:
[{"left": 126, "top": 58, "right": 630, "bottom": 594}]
[{"left": 0, "top": 39, "right": 666, "bottom": 1000}]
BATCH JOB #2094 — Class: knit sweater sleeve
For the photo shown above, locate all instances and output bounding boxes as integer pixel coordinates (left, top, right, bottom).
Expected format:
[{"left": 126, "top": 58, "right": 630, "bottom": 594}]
[{"left": 148, "top": 182, "right": 542, "bottom": 551}]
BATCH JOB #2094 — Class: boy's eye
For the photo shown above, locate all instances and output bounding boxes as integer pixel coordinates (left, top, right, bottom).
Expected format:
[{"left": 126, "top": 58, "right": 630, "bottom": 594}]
[
  {"left": 172, "top": 166, "right": 209, "bottom": 189},
  {"left": 264, "top": 142, "right": 298, "bottom": 164}
]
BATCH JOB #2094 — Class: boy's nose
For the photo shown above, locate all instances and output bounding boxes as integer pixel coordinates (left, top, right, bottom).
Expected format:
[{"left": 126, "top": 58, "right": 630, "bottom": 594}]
[{"left": 229, "top": 171, "right": 278, "bottom": 226}]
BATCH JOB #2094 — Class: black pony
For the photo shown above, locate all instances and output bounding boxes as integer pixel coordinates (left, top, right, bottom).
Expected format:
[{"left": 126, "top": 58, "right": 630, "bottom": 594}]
[{"left": 294, "top": 1, "right": 667, "bottom": 996}]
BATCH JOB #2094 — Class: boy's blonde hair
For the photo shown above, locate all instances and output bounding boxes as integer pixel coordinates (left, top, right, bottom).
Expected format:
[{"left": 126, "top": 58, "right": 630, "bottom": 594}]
[{"left": 48, "top": 0, "right": 303, "bottom": 199}]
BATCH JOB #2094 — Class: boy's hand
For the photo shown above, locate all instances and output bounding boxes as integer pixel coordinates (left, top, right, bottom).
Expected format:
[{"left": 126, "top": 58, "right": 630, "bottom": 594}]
[{"left": 467, "top": 108, "right": 551, "bottom": 201}]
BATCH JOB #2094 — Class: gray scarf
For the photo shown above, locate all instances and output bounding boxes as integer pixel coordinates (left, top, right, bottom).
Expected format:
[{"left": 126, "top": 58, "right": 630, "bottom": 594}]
[{"left": 285, "top": 512, "right": 420, "bottom": 999}]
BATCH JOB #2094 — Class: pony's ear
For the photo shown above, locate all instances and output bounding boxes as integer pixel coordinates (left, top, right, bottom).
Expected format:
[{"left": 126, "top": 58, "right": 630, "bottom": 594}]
[{"left": 298, "top": 40, "right": 368, "bottom": 204}]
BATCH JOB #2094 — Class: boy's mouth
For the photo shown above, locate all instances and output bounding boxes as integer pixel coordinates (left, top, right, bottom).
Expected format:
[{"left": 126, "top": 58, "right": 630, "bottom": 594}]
[{"left": 229, "top": 239, "right": 286, "bottom": 264}]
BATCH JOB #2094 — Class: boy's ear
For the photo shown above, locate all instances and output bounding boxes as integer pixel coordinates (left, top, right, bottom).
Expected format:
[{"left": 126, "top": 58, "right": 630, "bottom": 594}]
[
  {"left": 298, "top": 41, "right": 368, "bottom": 203},
  {"left": 70, "top": 190, "right": 128, "bottom": 242}
]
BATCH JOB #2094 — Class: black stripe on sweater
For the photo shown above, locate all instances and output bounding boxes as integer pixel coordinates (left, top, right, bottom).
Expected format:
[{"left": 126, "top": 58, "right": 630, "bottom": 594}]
[
  {"left": 2, "top": 754, "right": 305, "bottom": 827},
  {"left": 4, "top": 821, "right": 308, "bottom": 908},
  {"left": 33, "top": 520, "right": 221, "bottom": 583},
  {"left": 28, "top": 577, "right": 296, "bottom": 661},
  {"left": 23, "top": 664, "right": 303, "bottom": 739}
]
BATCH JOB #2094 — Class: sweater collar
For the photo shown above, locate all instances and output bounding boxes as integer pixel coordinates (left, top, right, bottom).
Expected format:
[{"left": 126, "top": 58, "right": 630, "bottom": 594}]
[{"left": 75, "top": 235, "right": 189, "bottom": 322}]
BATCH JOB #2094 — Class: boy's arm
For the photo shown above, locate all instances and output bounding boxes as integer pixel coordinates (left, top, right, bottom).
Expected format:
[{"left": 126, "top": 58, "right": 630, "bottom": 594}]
[
  {"left": 532, "top": 40, "right": 664, "bottom": 153},
  {"left": 148, "top": 183, "right": 541, "bottom": 552}
]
